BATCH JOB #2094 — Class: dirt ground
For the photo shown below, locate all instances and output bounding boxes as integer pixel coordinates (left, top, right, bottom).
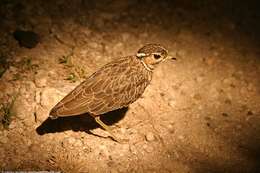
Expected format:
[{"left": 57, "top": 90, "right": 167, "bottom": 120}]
[{"left": 0, "top": 0, "right": 260, "bottom": 172}]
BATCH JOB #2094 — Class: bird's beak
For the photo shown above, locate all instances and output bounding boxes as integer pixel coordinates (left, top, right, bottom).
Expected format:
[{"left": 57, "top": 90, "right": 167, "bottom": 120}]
[{"left": 166, "top": 55, "right": 177, "bottom": 61}]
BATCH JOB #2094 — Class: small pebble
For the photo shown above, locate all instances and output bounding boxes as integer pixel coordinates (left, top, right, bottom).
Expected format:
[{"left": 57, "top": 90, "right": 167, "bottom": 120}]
[
  {"left": 120, "top": 127, "right": 127, "bottom": 134},
  {"left": 0, "top": 136, "right": 8, "bottom": 144},
  {"left": 62, "top": 137, "right": 76, "bottom": 148},
  {"left": 178, "top": 135, "right": 185, "bottom": 140},
  {"left": 23, "top": 117, "right": 35, "bottom": 127},
  {"left": 169, "top": 100, "right": 176, "bottom": 108},
  {"left": 143, "top": 144, "right": 153, "bottom": 153},
  {"left": 8, "top": 121, "right": 17, "bottom": 129},
  {"left": 35, "top": 78, "right": 47, "bottom": 88},
  {"left": 129, "top": 145, "right": 137, "bottom": 155},
  {"left": 73, "top": 139, "right": 83, "bottom": 147},
  {"left": 88, "top": 42, "right": 99, "bottom": 49},
  {"left": 167, "top": 124, "right": 175, "bottom": 134},
  {"left": 35, "top": 70, "right": 48, "bottom": 87},
  {"left": 195, "top": 76, "right": 203, "bottom": 83},
  {"left": 35, "top": 90, "right": 41, "bottom": 104},
  {"left": 145, "top": 132, "right": 155, "bottom": 142}
]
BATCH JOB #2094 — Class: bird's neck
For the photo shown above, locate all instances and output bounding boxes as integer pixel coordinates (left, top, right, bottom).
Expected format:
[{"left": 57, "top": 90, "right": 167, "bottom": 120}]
[{"left": 140, "top": 59, "right": 154, "bottom": 72}]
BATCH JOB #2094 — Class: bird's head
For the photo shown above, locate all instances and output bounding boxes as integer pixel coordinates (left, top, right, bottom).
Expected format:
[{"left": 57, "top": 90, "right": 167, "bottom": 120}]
[{"left": 136, "top": 44, "right": 175, "bottom": 71}]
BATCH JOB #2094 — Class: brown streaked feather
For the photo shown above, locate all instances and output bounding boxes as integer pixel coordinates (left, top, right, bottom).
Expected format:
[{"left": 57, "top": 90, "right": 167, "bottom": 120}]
[{"left": 50, "top": 56, "right": 152, "bottom": 118}]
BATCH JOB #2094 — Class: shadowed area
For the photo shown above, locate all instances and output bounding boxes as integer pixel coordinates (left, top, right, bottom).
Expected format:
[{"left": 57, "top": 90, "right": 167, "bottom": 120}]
[{"left": 36, "top": 107, "right": 128, "bottom": 135}]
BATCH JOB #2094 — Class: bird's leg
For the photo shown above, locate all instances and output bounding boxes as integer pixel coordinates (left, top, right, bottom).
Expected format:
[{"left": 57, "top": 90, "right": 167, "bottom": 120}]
[{"left": 94, "top": 116, "right": 121, "bottom": 142}]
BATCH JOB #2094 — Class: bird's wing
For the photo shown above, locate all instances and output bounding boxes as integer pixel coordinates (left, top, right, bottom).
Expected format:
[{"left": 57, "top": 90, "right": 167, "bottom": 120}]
[{"left": 50, "top": 57, "right": 149, "bottom": 118}]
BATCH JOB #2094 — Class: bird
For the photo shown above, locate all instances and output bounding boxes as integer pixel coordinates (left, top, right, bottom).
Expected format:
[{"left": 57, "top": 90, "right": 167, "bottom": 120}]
[{"left": 49, "top": 43, "right": 175, "bottom": 142}]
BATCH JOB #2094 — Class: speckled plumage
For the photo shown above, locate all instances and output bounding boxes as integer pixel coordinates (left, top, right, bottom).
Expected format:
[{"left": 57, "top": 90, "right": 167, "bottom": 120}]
[
  {"left": 50, "top": 56, "right": 152, "bottom": 118},
  {"left": 49, "top": 43, "right": 170, "bottom": 142}
]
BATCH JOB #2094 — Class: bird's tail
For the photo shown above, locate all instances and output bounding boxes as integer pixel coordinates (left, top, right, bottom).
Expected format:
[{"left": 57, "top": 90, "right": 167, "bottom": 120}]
[
  {"left": 49, "top": 108, "right": 59, "bottom": 119},
  {"left": 49, "top": 114, "right": 58, "bottom": 119}
]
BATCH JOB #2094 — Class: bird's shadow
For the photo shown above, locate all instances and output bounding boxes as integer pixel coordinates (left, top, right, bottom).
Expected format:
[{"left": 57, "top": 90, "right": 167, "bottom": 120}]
[{"left": 36, "top": 107, "right": 128, "bottom": 137}]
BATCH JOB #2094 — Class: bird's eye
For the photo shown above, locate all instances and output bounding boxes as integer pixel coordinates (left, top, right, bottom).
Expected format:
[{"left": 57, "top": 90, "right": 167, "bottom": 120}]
[{"left": 154, "top": 54, "right": 161, "bottom": 59}]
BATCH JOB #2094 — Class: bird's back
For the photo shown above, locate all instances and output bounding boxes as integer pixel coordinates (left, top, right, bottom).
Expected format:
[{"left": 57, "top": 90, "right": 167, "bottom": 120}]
[{"left": 50, "top": 56, "right": 152, "bottom": 118}]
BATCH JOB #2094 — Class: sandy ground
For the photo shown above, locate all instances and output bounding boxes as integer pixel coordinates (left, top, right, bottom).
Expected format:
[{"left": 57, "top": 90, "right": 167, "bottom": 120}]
[{"left": 0, "top": 0, "right": 260, "bottom": 172}]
